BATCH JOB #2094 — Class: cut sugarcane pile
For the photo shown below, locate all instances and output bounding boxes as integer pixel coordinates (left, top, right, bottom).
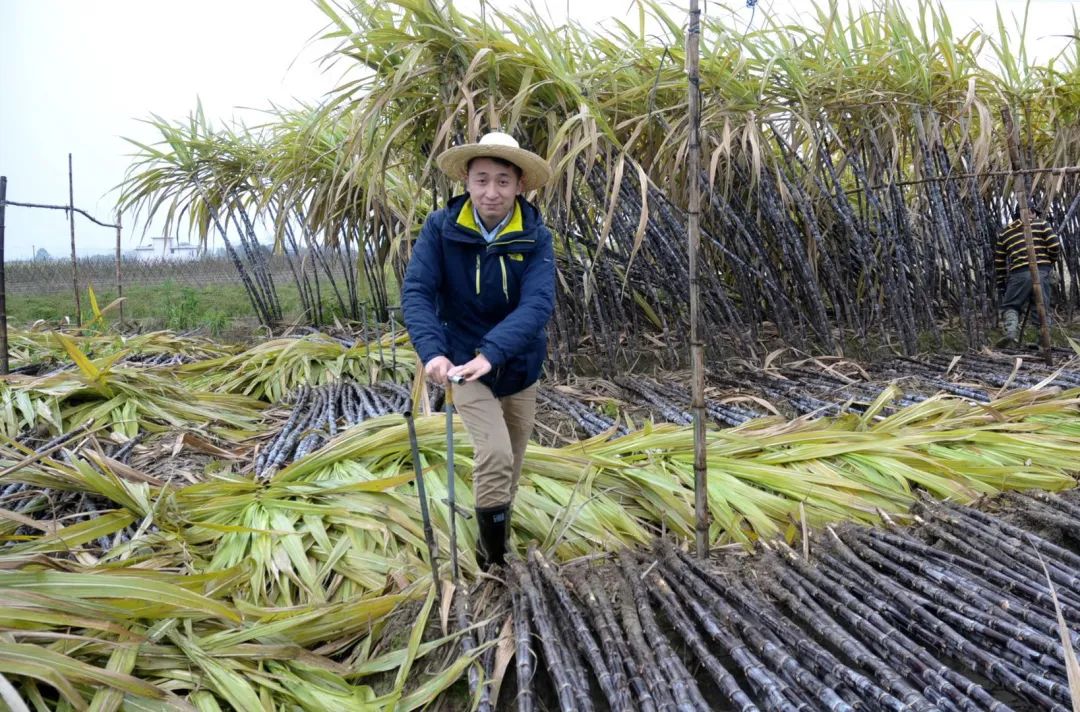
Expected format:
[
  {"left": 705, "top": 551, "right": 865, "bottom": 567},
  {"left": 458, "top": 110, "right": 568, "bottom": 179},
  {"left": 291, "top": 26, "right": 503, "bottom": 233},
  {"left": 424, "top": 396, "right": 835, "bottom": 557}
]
[
  {"left": 255, "top": 378, "right": 432, "bottom": 479},
  {"left": 534, "top": 350, "right": 1080, "bottom": 444},
  {"left": 494, "top": 492, "right": 1080, "bottom": 711},
  {"left": 3, "top": 328, "right": 1080, "bottom": 708}
]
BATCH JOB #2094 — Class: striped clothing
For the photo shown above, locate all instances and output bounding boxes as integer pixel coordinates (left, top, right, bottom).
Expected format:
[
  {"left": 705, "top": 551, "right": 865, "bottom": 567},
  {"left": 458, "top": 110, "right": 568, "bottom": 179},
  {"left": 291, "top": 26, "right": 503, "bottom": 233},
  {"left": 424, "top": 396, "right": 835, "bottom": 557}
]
[{"left": 994, "top": 218, "right": 1060, "bottom": 286}]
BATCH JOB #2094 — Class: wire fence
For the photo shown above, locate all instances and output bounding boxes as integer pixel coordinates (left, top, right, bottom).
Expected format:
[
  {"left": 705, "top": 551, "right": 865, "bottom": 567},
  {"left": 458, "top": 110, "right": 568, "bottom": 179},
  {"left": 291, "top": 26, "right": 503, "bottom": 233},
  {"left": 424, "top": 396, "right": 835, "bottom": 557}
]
[{"left": 5, "top": 254, "right": 346, "bottom": 296}]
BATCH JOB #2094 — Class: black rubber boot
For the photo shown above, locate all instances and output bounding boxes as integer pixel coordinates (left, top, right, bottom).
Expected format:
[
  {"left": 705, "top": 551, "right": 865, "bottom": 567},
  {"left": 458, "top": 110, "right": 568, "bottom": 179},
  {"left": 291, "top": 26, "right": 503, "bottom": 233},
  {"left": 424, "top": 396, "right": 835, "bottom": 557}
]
[{"left": 475, "top": 505, "right": 510, "bottom": 571}]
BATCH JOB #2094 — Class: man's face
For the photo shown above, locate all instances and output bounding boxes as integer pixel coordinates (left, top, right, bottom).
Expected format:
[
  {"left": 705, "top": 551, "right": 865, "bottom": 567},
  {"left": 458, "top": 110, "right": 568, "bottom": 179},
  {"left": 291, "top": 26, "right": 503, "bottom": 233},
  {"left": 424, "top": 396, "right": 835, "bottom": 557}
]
[{"left": 466, "top": 157, "right": 523, "bottom": 227}]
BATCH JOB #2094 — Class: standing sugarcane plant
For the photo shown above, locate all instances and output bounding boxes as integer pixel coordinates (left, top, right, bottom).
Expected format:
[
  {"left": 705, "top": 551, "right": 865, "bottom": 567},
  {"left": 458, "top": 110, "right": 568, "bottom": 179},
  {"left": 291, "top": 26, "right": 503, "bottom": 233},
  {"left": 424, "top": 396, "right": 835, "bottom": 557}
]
[
  {"left": 117, "top": 108, "right": 282, "bottom": 326},
  {"left": 686, "top": 0, "right": 709, "bottom": 557},
  {"left": 120, "top": 0, "right": 1080, "bottom": 359}
]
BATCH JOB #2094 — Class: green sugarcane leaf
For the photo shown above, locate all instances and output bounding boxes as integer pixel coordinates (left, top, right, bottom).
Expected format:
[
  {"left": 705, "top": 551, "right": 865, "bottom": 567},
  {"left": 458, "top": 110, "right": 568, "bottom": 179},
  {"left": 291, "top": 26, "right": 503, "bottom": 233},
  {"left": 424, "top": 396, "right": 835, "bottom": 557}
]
[{"left": 0, "top": 572, "right": 241, "bottom": 623}]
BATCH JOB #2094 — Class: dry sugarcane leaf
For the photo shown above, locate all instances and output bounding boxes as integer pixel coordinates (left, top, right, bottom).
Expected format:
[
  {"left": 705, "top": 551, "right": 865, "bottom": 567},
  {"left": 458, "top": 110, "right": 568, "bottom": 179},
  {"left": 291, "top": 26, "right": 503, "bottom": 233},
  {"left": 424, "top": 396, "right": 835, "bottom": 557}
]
[
  {"left": 995, "top": 357, "right": 1023, "bottom": 397},
  {"left": 170, "top": 433, "right": 185, "bottom": 459},
  {"left": 178, "top": 433, "right": 244, "bottom": 460},
  {"left": 0, "top": 672, "right": 30, "bottom": 712},
  {"left": 763, "top": 347, "right": 787, "bottom": 372},
  {"left": 717, "top": 395, "right": 783, "bottom": 417},
  {"left": 0, "top": 507, "right": 55, "bottom": 534},
  {"left": 1030, "top": 542, "right": 1080, "bottom": 710},
  {"left": 487, "top": 612, "right": 516, "bottom": 705},
  {"left": 440, "top": 580, "right": 455, "bottom": 636},
  {"left": 620, "top": 159, "right": 651, "bottom": 297},
  {"left": 84, "top": 453, "right": 165, "bottom": 487}
]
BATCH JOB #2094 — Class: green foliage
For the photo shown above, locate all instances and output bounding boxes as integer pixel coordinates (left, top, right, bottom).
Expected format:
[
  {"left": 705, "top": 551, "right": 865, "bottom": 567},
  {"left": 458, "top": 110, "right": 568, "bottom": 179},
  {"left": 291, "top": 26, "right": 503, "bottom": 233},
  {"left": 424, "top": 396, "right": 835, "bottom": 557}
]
[
  {"left": 162, "top": 282, "right": 202, "bottom": 331},
  {"left": 8, "top": 283, "right": 306, "bottom": 334}
]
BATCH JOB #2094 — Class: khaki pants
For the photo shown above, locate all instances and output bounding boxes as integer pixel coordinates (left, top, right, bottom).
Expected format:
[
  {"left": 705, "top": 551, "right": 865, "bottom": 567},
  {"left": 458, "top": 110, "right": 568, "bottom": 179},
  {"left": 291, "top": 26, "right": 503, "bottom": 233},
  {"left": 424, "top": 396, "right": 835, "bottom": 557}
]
[{"left": 452, "top": 381, "right": 537, "bottom": 509}]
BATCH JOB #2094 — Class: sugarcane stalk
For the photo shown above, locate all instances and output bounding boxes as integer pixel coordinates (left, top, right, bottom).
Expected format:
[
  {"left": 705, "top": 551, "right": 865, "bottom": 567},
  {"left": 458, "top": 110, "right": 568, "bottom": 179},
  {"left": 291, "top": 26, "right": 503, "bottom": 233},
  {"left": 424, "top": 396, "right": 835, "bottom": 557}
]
[
  {"left": 925, "top": 505, "right": 1080, "bottom": 599},
  {"left": 716, "top": 572, "right": 914, "bottom": 712},
  {"left": 942, "top": 500, "right": 1080, "bottom": 574},
  {"left": 1001, "top": 106, "right": 1053, "bottom": 364},
  {"left": 617, "top": 551, "right": 709, "bottom": 710},
  {"left": 1010, "top": 490, "right": 1080, "bottom": 523},
  {"left": 660, "top": 544, "right": 866, "bottom": 711},
  {"left": 528, "top": 553, "right": 594, "bottom": 710},
  {"left": 819, "top": 532, "right": 1051, "bottom": 711},
  {"left": 644, "top": 568, "right": 765, "bottom": 712},
  {"left": 834, "top": 531, "right": 1071, "bottom": 669},
  {"left": 510, "top": 579, "right": 535, "bottom": 712},
  {"left": 577, "top": 569, "right": 660, "bottom": 712},
  {"left": 769, "top": 547, "right": 985, "bottom": 712},
  {"left": 918, "top": 519, "right": 1080, "bottom": 616},
  {"left": 852, "top": 526, "right": 1079, "bottom": 650},
  {"left": 509, "top": 559, "right": 579, "bottom": 712},
  {"left": 564, "top": 569, "right": 652, "bottom": 712},
  {"left": 611, "top": 563, "right": 678, "bottom": 711},
  {"left": 531, "top": 551, "right": 630, "bottom": 711}
]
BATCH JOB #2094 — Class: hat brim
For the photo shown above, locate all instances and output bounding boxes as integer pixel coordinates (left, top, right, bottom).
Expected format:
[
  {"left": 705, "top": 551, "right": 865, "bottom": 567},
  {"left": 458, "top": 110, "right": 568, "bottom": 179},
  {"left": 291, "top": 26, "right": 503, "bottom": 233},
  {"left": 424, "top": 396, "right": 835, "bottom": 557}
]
[{"left": 436, "top": 143, "right": 552, "bottom": 192}]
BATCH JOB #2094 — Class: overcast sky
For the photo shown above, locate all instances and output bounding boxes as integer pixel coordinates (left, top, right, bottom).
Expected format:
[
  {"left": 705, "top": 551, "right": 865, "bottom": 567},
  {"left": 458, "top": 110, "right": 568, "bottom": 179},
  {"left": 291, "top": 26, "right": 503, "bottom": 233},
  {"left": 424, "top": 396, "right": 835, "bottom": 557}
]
[{"left": 1, "top": 0, "right": 1075, "bottom": 260}]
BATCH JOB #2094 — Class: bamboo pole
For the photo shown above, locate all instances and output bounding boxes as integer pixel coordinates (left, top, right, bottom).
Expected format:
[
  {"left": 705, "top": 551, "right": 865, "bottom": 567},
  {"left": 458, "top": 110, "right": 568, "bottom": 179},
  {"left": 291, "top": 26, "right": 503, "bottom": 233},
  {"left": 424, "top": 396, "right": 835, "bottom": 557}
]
[
  {"left": 1000, "top": 107, "right": 1052, "bottom": 366},
  {"left": 115, "top": 213, "right": 123, "bottom": 324},
  {"left": 0, "top": 176, "right": 8, "bottom": 375},
  {"left": 68, "top": 154, "right": 81, "bottom": 323},
  {"left": 687, "top": 0, "right": 709, "bottom": 558}
]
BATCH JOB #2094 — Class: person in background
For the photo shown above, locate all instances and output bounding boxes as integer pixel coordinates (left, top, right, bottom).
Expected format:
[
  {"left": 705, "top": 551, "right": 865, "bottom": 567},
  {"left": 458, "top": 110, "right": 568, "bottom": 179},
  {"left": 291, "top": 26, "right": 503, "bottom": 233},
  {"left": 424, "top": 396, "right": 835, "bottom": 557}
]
[
  {"left": 402, "top": 132, "right": 555, "bottom": 570},
  {"left": 994, "top": 206, "right": 1061, "bottom": 346}
]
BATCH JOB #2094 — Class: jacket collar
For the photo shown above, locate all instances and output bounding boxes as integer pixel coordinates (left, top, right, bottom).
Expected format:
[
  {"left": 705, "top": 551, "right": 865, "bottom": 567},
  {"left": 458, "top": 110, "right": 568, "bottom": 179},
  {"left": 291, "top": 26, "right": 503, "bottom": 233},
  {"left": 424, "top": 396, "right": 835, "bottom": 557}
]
[
  {"left": 443, "top": 194, "right": 539, "bottom": 246},
  {"left": 457, "top": 198, "right": 523, "bottom": 238}
]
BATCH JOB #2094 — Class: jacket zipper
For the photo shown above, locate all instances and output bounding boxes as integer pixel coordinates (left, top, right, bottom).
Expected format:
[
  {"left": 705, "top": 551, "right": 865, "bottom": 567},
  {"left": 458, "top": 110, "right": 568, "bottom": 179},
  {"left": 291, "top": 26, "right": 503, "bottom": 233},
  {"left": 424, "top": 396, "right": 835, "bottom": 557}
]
[
  {"left": 499, "top": 256, "right": 508, "bottom": 301},
  {"left": 487, "top": 238, "right": 534, "bottom": 251},
  {"left": 475, "top": 254, "right": 481, "bottom": 295}
]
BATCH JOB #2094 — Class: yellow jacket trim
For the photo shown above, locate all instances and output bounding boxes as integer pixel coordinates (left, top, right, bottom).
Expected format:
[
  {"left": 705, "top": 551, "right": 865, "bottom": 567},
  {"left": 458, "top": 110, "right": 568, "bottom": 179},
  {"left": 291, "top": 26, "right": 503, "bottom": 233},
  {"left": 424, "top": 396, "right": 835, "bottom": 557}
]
[{"left": 456, "top": 199, "right": 524, "bottom": 238}]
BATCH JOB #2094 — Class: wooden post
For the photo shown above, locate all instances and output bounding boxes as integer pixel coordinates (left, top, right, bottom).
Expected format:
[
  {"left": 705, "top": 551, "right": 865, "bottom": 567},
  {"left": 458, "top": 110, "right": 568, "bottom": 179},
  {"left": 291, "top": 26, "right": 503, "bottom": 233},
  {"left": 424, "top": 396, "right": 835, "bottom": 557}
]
[
  {"left": 1000, "top": 107, "right": 1053, "bottom": 366},
  {"left": 115, "top": 213, "right": 123, "bottom": 324},
  {"left": 0, "top": 176, "right": 8, "bottom": 375},
  {"left": 68, "top": 153, "right": 81, "bottom": 323},
  {"left": 687, "top": 0, "right": 709, "bottom": 557}
]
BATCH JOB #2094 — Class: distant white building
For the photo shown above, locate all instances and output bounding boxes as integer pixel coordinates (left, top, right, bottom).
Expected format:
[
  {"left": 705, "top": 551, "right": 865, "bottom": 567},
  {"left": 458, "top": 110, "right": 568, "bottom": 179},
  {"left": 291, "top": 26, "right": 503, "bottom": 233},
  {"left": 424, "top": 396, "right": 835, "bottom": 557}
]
[{"left": 132, "top": 236, "right": 201, "bottom": 261}]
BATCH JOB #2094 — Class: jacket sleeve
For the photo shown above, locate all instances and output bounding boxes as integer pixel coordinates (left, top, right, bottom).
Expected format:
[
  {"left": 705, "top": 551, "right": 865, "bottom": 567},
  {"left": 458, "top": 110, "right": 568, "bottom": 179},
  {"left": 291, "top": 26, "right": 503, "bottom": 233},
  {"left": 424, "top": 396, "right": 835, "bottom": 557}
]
[
  {"left": 1049, "top": 226, "right": 1062, "bottom": 262},
  {"left": 478, "top": 227, "right": 556, "bottom": 368},
  {"left": 402, "top": 213, "right": 448, "bottom": 365}
]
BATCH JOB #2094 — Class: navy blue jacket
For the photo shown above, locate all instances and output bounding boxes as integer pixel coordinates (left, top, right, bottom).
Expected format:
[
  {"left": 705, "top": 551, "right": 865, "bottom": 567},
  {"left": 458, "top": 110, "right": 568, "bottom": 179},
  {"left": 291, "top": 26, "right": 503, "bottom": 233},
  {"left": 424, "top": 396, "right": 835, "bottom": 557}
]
[{"left": 402, "top": 194, "right": 555, "bottom": 397}]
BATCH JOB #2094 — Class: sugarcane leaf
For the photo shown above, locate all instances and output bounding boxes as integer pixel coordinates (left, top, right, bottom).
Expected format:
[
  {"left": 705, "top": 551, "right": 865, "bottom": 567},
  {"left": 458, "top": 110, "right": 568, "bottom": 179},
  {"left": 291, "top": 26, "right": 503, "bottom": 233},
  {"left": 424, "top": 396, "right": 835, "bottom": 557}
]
[
  {"left": 389, "top": 583, "right": 436, "bottom": 698},
  {"left": 87, "top": 641, "right": 140, "bottom": 712},
  {"left": 0, "top": 572, "right": 241, "bottom": 623},
  {"left": 0, "top": 642, "right": 172, "bottom": 702},
  {"left": 411, "top": 643, "right": 491, "bottom": 710},
  {"left": 54, "top": 333, "right": 103, "bottom": 386},
  {"left": 0, "top": 672, "right": 31, "bottom": 712},
  {"left": 170, "top": 633, "right": 263, "bottom": 712},
  {"left": 85, "top": 284, "right": 103, "bottom": 327}
]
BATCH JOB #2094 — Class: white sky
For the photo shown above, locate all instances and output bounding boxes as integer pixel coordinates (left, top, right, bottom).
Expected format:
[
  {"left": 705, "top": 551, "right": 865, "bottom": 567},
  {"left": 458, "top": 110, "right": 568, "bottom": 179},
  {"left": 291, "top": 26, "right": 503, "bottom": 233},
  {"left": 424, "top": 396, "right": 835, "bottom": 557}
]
[{"left": 0, "top": 0, "right": 1076, "bottom": 260}]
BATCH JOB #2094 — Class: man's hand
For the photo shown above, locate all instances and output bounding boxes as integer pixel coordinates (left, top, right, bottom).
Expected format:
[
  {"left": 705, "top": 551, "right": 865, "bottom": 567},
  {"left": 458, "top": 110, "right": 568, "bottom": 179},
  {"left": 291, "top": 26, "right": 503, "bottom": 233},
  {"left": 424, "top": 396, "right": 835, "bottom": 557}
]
[
  {"left": 424, "top": 356, "right": 454, "bottom": 385},
  {"left": 447, "top": 354, "right": 492, "bottom": 383}
]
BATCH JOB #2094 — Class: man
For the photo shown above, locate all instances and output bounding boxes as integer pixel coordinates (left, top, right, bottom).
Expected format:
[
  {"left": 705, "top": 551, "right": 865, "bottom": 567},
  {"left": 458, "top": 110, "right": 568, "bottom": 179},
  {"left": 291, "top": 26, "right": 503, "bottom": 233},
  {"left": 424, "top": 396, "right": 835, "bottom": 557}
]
[
  {"left": 994, "top": 207, "right": 1061, "bottom": 346},
  {"left": 402, "top": 132, "right": 555, "bottom": 570}
]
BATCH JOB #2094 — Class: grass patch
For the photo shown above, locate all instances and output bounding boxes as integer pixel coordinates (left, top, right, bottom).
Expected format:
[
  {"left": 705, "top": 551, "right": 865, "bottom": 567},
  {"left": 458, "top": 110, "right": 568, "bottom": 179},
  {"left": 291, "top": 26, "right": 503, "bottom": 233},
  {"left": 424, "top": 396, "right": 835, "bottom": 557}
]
[{"left": 7, "top": 281, "right": 312, "bottom": 336}]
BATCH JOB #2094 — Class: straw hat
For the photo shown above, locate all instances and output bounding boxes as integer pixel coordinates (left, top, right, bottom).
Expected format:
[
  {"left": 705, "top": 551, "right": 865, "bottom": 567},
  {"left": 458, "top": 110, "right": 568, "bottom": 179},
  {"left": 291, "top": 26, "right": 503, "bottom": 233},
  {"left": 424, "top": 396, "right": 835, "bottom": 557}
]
[{"left": 436, "top": 132, "right": 552, "bottom": 192}]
